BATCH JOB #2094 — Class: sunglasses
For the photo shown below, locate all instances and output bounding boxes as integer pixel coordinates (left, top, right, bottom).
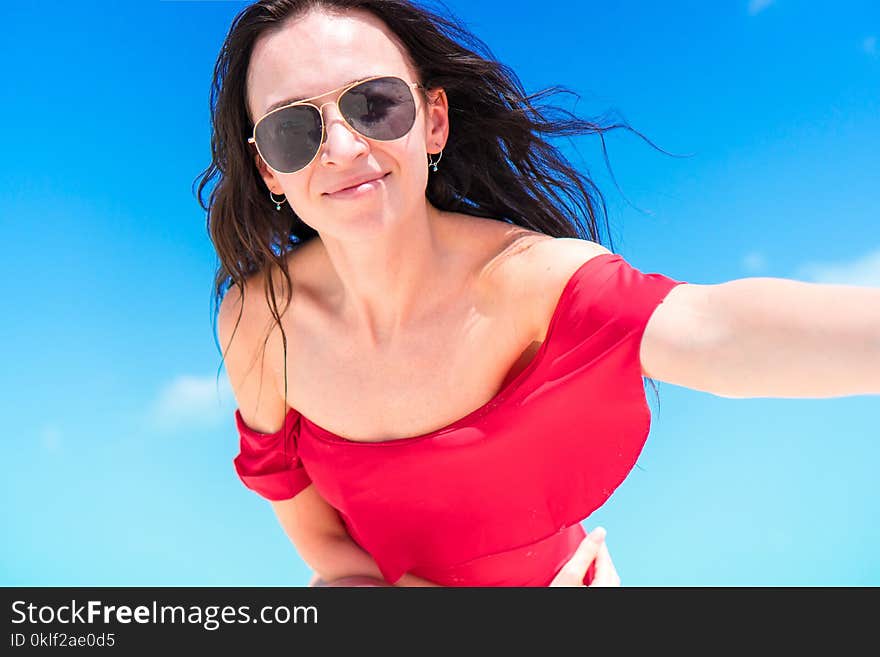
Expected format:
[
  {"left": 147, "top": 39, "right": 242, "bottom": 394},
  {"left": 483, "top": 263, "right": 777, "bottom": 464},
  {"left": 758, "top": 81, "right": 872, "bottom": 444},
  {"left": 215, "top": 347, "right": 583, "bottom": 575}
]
[{"left": 248, "top": 75, "right": 424, "bottom": 175}]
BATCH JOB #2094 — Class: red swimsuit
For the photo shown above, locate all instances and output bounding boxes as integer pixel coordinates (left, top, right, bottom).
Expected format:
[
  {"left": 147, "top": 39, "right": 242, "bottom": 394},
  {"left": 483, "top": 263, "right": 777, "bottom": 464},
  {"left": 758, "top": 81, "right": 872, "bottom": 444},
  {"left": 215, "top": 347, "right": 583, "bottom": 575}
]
[{"left": 233, "top": 253, "right": 687, "bottom": 586}]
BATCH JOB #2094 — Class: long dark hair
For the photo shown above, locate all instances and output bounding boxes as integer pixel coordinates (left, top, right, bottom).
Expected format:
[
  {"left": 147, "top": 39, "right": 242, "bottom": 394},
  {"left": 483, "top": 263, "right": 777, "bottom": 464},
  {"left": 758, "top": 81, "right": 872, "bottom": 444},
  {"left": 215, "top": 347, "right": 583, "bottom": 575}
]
[{"left": 195, "top": 0, "right": 664, "bottom": 410}]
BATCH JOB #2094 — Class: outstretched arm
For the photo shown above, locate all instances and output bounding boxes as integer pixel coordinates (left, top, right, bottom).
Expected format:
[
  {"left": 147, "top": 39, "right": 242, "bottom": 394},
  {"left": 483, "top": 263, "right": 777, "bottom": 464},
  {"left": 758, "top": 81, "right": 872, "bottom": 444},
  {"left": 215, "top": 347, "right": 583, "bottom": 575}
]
[{"left": 641, "top": 277, "right": 880, "bottom": 399}]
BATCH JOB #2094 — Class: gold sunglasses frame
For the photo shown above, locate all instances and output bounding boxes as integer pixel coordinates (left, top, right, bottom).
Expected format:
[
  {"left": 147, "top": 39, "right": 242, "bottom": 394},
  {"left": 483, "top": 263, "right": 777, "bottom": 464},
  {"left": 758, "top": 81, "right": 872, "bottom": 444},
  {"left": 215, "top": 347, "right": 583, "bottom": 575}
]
[{"left": 248, "top": 75, "right": 425, "bottom": 175}]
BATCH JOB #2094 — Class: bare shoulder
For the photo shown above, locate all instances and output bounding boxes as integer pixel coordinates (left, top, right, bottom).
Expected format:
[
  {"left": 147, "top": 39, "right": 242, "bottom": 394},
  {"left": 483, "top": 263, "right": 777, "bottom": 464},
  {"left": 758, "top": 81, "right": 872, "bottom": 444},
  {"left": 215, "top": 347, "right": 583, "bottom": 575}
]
[
  {"left": 504, "top": 235, "right": 613, "bottom": 286},
  {"left": 217, "top": 269, "right": 274, "bottom": 361},
  {"left": 217, "top": 268, "right": 289, "bottom": 434},
  {"left": 490, "top": 233, "right": 613, "bottom": 341},
  {"left": 217, "top": 238, "right": 321, "bottom": 354}
]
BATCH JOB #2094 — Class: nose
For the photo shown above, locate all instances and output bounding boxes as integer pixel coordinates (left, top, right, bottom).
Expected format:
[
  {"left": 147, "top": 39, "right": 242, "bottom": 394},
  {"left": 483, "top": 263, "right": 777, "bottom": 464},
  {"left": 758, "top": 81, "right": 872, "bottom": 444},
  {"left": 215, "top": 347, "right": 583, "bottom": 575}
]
[{"left": 317, "top": 101, "right": 369, "bottom": 167}]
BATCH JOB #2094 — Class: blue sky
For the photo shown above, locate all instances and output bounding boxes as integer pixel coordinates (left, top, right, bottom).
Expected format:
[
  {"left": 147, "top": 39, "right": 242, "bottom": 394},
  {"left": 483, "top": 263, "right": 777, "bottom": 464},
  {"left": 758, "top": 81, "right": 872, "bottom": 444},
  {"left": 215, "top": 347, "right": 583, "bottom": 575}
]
[{"left": 1, "top": 0, "right": 877, "bottom": 586}]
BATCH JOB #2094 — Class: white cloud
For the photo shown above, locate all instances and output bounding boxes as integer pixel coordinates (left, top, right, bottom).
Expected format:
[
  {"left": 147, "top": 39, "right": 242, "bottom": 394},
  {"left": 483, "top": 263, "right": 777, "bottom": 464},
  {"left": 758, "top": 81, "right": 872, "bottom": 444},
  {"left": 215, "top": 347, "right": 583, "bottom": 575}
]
[
  {"left": 863, "top": 36, "right": 877, "bottom": 56},
  {"left": 148, "top": 374, "right": 235, "bottom": 433},
  {"left": 748, "top": 0, "right": 775, "bottom": 16},
  {"left": 795, "top": 248, "right": 880, "bottom": 288},
  {"left": 742, "top": 251, "right": 768, "bottom": 274}
]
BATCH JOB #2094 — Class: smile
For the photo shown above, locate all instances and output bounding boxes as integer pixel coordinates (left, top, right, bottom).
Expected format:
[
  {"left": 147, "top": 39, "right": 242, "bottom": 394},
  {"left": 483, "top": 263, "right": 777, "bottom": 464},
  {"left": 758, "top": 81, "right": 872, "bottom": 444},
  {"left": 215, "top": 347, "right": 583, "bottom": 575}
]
[{"left": 325, "top": 172, "right": 390, "bottom": 199}]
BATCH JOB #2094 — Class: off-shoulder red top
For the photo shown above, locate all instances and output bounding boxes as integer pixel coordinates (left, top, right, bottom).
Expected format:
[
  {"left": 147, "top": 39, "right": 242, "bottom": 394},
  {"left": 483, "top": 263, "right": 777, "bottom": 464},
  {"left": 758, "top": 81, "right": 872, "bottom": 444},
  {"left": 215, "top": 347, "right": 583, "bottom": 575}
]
[{"left": 233, "top": 253, "right": 687, "bottom": 586}]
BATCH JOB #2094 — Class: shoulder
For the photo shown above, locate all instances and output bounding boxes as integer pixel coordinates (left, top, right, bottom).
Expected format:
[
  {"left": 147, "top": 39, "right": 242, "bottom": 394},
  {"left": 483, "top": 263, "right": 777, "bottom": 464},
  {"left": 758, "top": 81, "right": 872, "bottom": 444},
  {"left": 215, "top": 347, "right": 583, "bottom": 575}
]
[
  {"left": 217, "top": 269, "right": 271, "bottom": 356},
  {"left": 504, "top": 235, "right": 613, "bottom": 286},
  {"left": 490, "top": 234, "right": 613, "bottom": 342},
  {"left": 218, "top": 269, "right": 289, "bottom": 434},
  {"left": 217, "top": 238, "right": 320, "bottom": 348}
]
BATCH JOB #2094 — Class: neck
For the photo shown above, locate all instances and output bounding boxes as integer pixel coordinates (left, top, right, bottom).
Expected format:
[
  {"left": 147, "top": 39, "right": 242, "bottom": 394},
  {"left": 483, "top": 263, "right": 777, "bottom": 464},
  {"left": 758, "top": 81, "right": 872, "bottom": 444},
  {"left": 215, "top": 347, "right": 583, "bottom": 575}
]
[{"left": 317, "top": 203, "right": 459, "bottom": 349}]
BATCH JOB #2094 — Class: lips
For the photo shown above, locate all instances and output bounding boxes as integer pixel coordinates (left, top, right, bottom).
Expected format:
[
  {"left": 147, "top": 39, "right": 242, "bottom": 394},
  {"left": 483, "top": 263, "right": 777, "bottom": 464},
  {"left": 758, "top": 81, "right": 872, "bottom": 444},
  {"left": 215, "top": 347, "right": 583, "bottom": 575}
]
[{"left": 325, "top": 172, "right": 389, "bottom": 195}]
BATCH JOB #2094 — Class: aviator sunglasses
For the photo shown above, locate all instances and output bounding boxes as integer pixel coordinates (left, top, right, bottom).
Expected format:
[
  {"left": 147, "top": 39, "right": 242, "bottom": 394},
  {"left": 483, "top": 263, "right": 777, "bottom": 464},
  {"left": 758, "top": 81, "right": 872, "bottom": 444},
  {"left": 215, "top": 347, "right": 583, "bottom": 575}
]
[{"left": 248, "top": 75, "right": 424, "bottom": 174}]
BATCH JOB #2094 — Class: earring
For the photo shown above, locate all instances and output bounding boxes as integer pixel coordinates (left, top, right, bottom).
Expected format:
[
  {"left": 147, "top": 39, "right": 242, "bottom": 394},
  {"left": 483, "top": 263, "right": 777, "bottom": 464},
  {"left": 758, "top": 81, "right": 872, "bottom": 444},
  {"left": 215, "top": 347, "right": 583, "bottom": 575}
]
[
  {"left": 269, "top": 191, "right": 287, "bottom": 211},
  {"left": 427, "top": 149, "right": 443, "bottom": 173}
]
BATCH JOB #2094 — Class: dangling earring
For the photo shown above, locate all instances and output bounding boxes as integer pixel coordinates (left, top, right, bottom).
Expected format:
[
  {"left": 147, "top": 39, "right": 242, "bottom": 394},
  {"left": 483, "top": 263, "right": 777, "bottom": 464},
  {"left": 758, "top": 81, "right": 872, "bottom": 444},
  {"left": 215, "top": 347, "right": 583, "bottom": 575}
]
[
  {"left": 270, "top": 191, "right": 287, "bottom": 211},
  {"left": 427, "top": 149, "right": 443, "bottom": 173}
]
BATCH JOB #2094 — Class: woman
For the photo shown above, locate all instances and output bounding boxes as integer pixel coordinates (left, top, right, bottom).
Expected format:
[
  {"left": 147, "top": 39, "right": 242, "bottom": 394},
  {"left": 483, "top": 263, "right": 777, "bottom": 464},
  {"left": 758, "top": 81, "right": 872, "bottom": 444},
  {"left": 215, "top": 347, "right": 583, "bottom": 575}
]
[{"left": 198, "top": 0, "right": 879, "bottom": 586}]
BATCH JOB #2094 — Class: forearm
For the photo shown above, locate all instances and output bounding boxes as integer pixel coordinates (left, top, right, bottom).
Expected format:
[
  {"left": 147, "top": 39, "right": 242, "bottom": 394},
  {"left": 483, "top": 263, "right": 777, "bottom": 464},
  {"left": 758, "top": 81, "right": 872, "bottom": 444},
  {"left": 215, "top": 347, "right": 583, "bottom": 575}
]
[
  {"left": 713, "top": 277, "right": 880, "bottom": 398},
  {"left": 306, "top": 534, "right": 441, "bottom": 587}
]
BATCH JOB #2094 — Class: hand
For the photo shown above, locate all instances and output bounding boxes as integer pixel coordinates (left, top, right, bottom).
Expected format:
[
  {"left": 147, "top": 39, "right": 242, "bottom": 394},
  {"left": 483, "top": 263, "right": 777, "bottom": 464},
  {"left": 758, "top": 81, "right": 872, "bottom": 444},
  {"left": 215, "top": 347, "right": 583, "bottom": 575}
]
[
  {"left": 549, "top": 527, "right": 621, "bottom": 587},
  {"left": 309, "top": 573, "right": 392, "bottom": 587}
]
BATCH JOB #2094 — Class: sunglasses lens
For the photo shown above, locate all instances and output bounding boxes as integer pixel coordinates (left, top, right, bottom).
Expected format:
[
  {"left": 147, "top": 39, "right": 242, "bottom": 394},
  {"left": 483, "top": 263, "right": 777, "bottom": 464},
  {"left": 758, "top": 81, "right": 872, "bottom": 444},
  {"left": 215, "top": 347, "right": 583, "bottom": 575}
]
[
  {"left": 252, "top": 77, "right": 418, "bottom": 174},
  {"left": 254, "top": 105, "right": 322, "bottom": 173},
  {"left": 339, "top": 76, "right": 416, "bottom": 141}
]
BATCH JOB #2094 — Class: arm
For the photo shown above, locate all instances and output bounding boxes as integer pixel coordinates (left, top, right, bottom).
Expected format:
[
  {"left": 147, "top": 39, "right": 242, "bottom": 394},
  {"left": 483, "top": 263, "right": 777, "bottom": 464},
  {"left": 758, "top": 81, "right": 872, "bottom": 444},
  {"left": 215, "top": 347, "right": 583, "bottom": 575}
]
[
  {"left": 270, "top": 489, "right": 441, "bottom": 587},
  {"left": 641, "top": 277, "right": 880, "bottom": 398},
  {"left": 219, "top": 276, "right": 441, "bottom": 588}
]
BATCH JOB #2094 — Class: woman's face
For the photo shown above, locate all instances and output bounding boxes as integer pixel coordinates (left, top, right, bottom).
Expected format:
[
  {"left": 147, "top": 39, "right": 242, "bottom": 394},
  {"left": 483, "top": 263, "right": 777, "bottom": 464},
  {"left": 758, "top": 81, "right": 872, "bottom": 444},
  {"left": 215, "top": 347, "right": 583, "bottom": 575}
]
[{"left": 246, "top": 9, "right": 448, "bottom": 239}]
